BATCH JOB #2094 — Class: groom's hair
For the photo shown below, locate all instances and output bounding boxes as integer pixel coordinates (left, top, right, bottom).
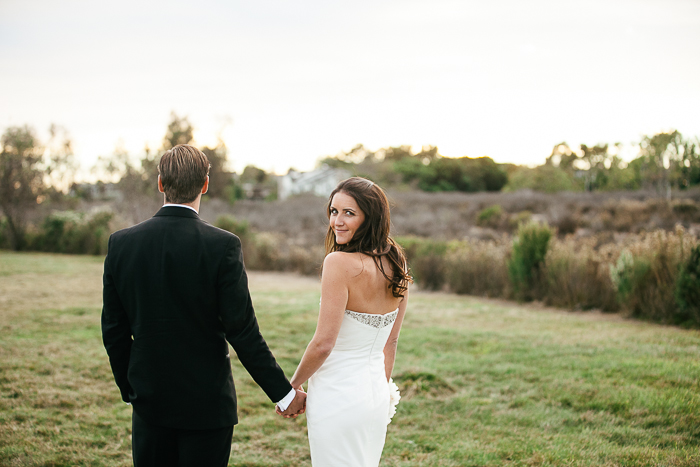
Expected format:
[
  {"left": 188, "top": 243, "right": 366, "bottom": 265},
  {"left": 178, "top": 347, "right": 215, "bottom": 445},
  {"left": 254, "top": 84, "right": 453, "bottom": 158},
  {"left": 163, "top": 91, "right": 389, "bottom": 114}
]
[{"left": 158, "top": 144, "right": 211, "bottom": 204}]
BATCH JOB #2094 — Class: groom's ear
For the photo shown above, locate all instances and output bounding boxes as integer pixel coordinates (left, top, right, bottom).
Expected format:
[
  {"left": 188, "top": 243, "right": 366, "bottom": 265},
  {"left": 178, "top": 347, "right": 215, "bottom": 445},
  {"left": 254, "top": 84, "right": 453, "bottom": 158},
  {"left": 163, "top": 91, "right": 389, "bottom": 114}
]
[
  {"left": 201, "top": 176, "right": 209, "bottom": 195},
  {"left": 157, "top": 175, "right": 165, "bottom": 194}
]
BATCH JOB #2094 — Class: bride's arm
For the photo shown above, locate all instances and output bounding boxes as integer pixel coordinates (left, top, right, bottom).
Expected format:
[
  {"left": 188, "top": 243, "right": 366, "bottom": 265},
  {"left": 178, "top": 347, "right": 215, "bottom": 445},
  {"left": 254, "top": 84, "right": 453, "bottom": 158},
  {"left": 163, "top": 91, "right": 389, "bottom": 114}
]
[
  {"left": 290, "top": 253, "right": 349, "bottom": 388},
  {"left": 383, "top": 286, "right": 409, "bottom": 382}
]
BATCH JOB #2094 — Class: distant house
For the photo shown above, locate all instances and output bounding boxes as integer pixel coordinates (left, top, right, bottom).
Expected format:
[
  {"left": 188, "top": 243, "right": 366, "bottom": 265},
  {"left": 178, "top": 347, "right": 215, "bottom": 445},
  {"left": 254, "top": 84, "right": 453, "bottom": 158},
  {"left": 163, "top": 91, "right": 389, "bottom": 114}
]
[{"left": 278, "top": 166, "right": 351, "bottom": 200}]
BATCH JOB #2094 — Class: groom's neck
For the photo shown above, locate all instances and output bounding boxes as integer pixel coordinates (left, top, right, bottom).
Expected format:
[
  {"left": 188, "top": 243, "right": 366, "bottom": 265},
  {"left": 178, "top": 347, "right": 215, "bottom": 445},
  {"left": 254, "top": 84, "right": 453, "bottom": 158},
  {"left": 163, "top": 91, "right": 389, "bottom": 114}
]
[{"left": 163, "top": 195, "right": 202, "bottom": 213}]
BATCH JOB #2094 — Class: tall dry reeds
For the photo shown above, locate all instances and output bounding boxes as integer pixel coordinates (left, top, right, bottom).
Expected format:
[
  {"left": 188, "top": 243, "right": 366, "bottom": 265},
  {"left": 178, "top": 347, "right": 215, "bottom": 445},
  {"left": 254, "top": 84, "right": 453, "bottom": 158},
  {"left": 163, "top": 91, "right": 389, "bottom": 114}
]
[
  {"left": 445, "top": 238, "right": 511, "bottom": 298},
  {"left": 543, "top": 237, "right": 619, "bottom": 311},
  {"left": 396, "top": 225, "right": 698, "bottom": 327},
  {"left": 610, "top": 226, "right": 698, "bottom": 325},
  {"left": 215, "top": 215, "right": 324, "bottom": 276}
]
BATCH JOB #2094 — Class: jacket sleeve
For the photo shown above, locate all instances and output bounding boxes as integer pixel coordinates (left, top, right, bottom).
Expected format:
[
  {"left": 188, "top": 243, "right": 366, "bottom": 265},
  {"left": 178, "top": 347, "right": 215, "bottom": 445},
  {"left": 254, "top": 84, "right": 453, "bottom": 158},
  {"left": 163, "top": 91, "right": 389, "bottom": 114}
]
[
  {"left": 217, "top": 236, "right": 292, "bottom": 403},
  {"left": 101, "top": 235, "right": 133, "bottom": 403}
]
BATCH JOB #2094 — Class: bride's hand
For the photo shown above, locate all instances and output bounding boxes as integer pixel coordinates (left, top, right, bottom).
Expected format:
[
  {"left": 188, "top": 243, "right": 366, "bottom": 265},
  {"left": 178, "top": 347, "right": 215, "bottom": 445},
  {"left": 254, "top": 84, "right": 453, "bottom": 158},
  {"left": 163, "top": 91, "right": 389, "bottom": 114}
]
[{"left": 277, "top": 387, "right": 306, "bottom": 418}]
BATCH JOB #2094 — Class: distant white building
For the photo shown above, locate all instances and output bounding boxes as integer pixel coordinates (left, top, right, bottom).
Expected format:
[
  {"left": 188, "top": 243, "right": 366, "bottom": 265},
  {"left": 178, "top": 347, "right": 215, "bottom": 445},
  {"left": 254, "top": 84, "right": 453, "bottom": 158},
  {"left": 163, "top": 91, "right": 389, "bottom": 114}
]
[{"left": 278, "top": 166, "right": 351, "bottom": 200}]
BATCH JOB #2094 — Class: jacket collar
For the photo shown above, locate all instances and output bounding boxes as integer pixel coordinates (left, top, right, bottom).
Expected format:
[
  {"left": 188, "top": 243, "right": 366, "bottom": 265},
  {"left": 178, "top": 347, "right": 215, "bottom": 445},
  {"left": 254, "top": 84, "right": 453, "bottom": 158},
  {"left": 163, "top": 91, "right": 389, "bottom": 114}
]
[{"left": 154, "top": 205, "right": 200, "bottom": 219}]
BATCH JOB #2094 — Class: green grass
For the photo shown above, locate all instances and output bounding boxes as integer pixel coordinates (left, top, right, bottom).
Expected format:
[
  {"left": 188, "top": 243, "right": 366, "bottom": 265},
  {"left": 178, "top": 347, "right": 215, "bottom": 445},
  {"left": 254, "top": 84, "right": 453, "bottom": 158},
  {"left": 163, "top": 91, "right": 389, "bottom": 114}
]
[{"left": 1, "top": 251, "right": 699, "bottom": 466}]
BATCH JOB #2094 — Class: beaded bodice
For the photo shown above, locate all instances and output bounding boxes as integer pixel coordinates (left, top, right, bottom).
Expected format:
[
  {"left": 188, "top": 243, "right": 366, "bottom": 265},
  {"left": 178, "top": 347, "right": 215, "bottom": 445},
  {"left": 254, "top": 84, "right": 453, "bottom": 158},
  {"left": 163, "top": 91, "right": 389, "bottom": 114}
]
[{"left": 344, "top": 309, "right": 398, "bottom": 329}]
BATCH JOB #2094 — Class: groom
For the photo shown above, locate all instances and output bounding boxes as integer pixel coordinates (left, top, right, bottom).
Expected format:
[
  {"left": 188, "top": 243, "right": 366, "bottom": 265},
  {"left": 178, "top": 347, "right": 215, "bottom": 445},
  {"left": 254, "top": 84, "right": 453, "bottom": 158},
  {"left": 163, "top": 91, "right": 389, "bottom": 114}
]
[{"left": 102, "top": 144, "right": 305, "bottom": 466}]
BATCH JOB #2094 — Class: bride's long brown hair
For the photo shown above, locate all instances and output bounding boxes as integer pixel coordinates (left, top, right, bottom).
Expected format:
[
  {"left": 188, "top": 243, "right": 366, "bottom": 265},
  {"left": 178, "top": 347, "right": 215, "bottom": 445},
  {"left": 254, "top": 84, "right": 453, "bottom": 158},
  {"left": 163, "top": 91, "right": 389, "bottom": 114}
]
[{"left": 325, "top": 177, "right": 412, "bottom": 298}]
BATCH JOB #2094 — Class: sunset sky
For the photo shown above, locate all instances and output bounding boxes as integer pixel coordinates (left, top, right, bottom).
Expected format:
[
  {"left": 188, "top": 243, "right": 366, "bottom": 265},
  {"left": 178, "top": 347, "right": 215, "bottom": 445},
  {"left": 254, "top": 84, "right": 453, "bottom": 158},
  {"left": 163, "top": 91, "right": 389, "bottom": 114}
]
[{"left": 1, "top": 0, "right": 699, "bottom": 176}]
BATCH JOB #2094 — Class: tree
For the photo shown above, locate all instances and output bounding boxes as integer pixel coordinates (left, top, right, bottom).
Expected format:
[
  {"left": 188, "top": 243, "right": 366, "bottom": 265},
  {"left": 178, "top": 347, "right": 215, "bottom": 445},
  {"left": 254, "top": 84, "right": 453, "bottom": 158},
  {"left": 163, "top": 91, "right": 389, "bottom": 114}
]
[
  {"left": 503, "top": 164, "right": 578, "bottom": 193},
  {"left": 202, "top": 142, "right": 234, "bottom": 199},
  {"left": 395, "top": 153, "right": 508, "bottom": 193},
  {"left": 676, "top": 137, "right": 700, "bottom": 189},
  {"left": 240, "top": 165, "right": 268, "bottom": 184},
  {"left": 546, "top": 142, "right": 578, "bottom": 170},
  {"left": 579, "top": 144, "right": 610, "bottom": 191},
  {"left": 381, "top": 145, "right": 413, "bottom": 162},
  {"left": 162, "top": 112, "right": 194, "bottom": 150},
  {"left": 44, "top": 124, "right": 77, "bottom": 198},
  {"left": 0, "top": 126, "right": 45, "bottom": 250},
  {"left": 637, "top": 130, "right": 683, "bottom": 198}
]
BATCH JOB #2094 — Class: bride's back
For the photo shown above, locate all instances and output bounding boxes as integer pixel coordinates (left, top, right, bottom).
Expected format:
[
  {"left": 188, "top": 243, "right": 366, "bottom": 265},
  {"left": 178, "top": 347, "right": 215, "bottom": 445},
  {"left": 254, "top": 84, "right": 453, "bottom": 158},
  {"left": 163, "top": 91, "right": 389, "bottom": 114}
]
[{"left": 341, "top": 252, "right": 403, "bottom": 315}]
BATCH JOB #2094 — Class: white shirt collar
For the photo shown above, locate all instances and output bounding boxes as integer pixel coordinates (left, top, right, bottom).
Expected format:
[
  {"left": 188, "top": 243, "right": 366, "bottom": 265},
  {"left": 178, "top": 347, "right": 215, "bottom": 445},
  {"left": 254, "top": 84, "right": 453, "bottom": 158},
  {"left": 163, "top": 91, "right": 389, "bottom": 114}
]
[{"left": 162, "top": 203, "right": 199, "bottom": 214}]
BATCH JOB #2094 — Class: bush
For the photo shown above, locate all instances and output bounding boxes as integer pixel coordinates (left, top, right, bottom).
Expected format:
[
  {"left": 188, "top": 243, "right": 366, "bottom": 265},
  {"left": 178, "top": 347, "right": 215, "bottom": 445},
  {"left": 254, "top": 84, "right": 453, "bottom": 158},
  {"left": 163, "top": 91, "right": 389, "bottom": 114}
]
[
  {"left": 504, "top": 165, "right": 579, "bottom": 193},
  {"left": 545, "top": 237, "right": 618, "bottom": 311},
  {"left": 248, "top": 232, "right": 285, "bottom": 271},
  {"left": 0, "top": 217, "right": 10, "bottom": 249},
  {"left": 215, "top": 215, "right": 256, "bottom": 260},
  {"left": 31, "top": 210, "right": 113, "bottom": 255},
  {"left": 288, "top": 245, "right": 324, "bottom": 276},
  {"left": 214, "top": 215, "right": 251, "bottom": 240},
  {"left": 476, "top": 205, "right": 503, "bottom": 228},
  {"left": 507, "top": 221, "right": 553, "bottom": 301},
  {"left": 397, "top": 236, "right": 448, "bottom": 291},
  {"left": 446, "top": 238, "right": 511, "bottom": 298},
  {"left": 508, "top": 211, "right": 532, "bottom": 231},
  {"left": 675, "top": 244, "right": 700, "bottom": 326},
  {"left": 215, "top": 215, "right": 323, "bottom": 275},
  {"left": 394, "top": 156, "right": 508, "bottom": 193},
  {"left": 609, "top": 227, "right": 698, "bottom": 324}
]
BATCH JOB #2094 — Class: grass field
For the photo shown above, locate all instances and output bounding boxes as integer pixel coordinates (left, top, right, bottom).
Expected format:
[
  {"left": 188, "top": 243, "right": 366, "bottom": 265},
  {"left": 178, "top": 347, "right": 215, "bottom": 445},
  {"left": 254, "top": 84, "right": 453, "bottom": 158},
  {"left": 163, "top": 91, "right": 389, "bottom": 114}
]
[{"left": 1, "top": 251, "right": 699, "bottom": 466}]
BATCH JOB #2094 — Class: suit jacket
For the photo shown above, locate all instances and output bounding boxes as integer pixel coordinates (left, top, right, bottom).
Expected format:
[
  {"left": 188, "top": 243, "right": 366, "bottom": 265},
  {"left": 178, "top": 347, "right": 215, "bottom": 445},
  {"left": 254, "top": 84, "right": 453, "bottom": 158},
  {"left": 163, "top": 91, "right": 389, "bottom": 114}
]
[{"left": 101, "top": 206, "right": 292, "bottom": 429}]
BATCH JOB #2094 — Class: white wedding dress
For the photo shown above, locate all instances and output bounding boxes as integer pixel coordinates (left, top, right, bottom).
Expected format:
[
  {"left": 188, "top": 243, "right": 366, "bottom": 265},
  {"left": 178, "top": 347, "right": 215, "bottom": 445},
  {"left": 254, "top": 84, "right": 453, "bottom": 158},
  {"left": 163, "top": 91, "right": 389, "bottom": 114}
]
[{"left": 306, "top": 307, "right": 398, "bottom": 466}]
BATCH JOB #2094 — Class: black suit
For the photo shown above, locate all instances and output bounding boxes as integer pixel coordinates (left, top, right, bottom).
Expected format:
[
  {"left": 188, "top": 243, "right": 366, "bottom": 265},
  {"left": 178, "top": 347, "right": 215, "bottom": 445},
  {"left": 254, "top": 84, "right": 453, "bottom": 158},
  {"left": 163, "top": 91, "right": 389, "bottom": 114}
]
[{"left": 102, "top": 206, "right": 291, "bottom": 464}]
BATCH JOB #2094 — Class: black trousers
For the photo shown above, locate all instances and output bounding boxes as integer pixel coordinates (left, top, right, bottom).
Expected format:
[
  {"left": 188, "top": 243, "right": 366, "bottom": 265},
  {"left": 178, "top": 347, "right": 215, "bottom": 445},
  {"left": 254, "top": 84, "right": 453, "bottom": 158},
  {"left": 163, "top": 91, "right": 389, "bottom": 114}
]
[{"left": 132, "top": 410, "right": 234, "bottom": 467}]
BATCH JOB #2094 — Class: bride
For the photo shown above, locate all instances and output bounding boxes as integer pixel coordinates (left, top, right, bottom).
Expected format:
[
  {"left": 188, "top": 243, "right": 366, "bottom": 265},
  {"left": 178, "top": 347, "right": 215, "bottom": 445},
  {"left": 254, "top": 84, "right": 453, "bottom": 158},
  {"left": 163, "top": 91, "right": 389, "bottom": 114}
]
[{"left": 286, "top": 177, "right": 411, "bottom": 466}]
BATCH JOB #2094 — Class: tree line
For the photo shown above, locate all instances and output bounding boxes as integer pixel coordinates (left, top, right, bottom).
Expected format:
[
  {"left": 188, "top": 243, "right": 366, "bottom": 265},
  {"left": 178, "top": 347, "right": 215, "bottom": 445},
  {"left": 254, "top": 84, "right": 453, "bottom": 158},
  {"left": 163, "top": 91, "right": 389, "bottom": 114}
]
[
  {"left": 0, "top": 113, "right": 274, "bottom": 250},
  {"left": 1, "top": 111, "right": 698, "bottom": 251},
  {"left": 320, "top": 131, "right": 700, "bottom": 196}
]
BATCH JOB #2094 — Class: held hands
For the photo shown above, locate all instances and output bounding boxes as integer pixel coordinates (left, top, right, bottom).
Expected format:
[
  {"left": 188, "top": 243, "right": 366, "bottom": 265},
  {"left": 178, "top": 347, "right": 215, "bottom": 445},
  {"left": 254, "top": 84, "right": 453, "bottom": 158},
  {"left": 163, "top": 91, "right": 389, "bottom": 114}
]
[{"left": 276, "top": 387, "right": 306, "bottom": 419}]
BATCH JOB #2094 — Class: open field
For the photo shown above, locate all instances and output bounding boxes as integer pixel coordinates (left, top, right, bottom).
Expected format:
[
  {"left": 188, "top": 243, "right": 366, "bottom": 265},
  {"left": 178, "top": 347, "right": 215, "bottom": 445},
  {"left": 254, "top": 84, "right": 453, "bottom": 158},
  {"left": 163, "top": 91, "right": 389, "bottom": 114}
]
[{"left": 1, "top": 251, "right": 699, "bottom": 466}]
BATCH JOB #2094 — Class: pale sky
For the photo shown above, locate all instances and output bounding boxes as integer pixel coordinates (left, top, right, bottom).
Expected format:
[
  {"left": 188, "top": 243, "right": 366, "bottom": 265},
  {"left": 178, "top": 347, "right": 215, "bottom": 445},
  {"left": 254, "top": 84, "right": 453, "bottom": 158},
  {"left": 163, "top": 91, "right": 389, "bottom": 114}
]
[{"left": 1, "top": 0, "right": 699, "bottom": 177}]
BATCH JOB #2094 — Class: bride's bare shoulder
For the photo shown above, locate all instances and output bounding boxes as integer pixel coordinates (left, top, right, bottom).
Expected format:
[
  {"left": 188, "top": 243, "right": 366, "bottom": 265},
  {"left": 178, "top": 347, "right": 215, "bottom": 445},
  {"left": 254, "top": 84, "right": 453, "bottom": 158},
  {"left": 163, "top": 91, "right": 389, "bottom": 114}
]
[{"left": 322, "top": 252, "right": 364, "bottom": 277}]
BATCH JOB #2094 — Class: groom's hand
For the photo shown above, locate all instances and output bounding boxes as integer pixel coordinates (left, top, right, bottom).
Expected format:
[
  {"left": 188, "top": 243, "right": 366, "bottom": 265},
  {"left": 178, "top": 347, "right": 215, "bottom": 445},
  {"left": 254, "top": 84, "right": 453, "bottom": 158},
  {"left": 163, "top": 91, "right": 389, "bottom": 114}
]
[{"left": 278, "top": 388, "right": 306, "bottom": 418}]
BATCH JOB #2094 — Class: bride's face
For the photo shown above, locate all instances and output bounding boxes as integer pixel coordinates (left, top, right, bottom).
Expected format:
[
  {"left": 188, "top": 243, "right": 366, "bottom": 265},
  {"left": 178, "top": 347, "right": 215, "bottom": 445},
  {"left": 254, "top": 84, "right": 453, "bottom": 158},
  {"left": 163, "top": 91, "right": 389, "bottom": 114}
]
[{"left": 330, "top": 192, "right": 365, "bottom": 244}]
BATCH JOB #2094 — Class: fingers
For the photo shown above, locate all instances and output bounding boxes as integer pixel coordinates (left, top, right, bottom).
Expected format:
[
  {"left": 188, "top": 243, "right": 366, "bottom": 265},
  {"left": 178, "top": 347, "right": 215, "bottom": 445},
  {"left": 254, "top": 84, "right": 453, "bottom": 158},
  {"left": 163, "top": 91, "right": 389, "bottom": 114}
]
[{"left": 279, "top": 388, "right": 307, "bottom": 418}]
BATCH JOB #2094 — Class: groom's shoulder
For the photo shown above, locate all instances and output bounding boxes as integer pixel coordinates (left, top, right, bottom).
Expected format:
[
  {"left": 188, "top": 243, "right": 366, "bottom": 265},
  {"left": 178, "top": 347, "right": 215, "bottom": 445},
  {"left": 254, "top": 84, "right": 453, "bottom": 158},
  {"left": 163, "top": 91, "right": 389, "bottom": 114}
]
[
  {"left": 200, "top": 221, "right": 241, "bottom": 245},
  {"left": 108, "top": 216, "right": 158, "bottom": 240}
]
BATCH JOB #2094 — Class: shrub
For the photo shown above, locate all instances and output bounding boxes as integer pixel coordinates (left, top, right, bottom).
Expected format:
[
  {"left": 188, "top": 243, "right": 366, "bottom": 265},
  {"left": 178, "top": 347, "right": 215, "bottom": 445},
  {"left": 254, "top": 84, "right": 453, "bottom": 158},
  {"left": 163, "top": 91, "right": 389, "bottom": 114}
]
[
  {"left": 508, "top": 211, "right": 532, "bottom": 231},
  {"left": 476, "top": 205, "right": 503, "bottom": 228},
  {"left": 675, "top": 244, "right": 700, "bottom": 326},
  {"left": 397, "top": 236, "right": 448, "bottom": 291},
  {"left": 214, "top": 215, "right": 251, "bottom": 240},
  {"left": 289, "top": 245, "right": 324, "bottom": 276},
  {"left": 31, "top": 210, "right": 113, "bottom": 255},
  {"left": 215, "top": 215, "right": 256, "bottom": 261},
  {"left": 507, "top": 221, "right": 553, "bottom": 301},
  {"left": 503, "top": 165, "right": 579, "bottom": 193},
  {"left": 609, "top": 227, "right": 698, "bottom": 324},
  {"left": 446, "top": 238, "right": 511, "bottom": 298},
  {"left": 555, "top": 214, "right": 579, "bottom": 235},
  {"left": 545, "top": 237, "right": 618, "bottom": 311},
  {"left": 672, "top": 200, "right": 698, "bottom": 216},
  {"left": 247, "top": 232, "right": 285, "bottom": 271},
  {"left": 0, "top": 217, "right": 10, "bottom": 249}
]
